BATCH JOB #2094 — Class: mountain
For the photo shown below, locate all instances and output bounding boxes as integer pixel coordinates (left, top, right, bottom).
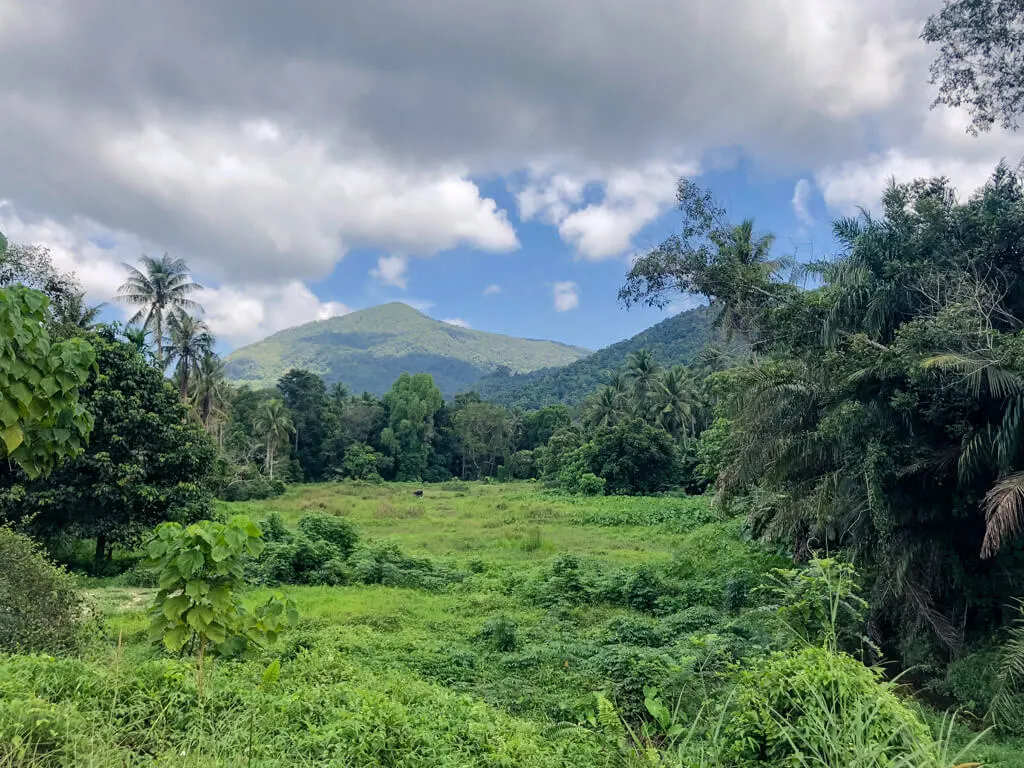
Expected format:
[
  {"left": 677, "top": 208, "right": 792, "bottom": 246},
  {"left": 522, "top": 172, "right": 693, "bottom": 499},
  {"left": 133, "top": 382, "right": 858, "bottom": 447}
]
[
  {"left": 224, "top": 303, "right": 592, "bottom": 396},
  {"left": 467, "top": 306, "right": 720, "bottom": 409}
]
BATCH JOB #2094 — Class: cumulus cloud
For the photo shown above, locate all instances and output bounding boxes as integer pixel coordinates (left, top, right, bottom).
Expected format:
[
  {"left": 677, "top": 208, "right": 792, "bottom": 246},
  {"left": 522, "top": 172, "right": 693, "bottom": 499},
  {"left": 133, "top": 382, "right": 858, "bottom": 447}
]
[
  {"left": 482, "top": 283, "right": 502, "bottom": 296},
  {"left": 442, "top": 317, "right": 471, "bottom": 328},
  {"left": 370, "top": 255, "right": 409, "bottom": 289},
  {"left": 0, "top": 0, "right": 1021, "bottom": 317},
  {"left": 791, "top": 178, "right": 815, "bottom": 226},
  {"left": 0, "top": 204, "right": 350, "bottom": 346},
  {"left": 519, "top": 162, "right": 696, "bottom": 260},
  {"left": 553, "top": 281, "right": 580, "bottom": 312}
]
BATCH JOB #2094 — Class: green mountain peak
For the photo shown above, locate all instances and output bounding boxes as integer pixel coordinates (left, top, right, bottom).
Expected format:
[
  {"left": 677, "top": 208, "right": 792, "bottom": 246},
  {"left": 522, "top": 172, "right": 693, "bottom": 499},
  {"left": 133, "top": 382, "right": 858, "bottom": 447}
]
[{"left": 224, "top": 303, "right": 592, "bottom": 396}]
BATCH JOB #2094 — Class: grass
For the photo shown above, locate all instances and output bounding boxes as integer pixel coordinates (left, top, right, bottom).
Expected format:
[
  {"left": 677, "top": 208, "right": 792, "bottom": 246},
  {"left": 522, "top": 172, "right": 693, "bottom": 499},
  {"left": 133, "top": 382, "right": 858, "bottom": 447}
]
[{"left": 3, "top": 481, "right": 1022, "bottom": 766}]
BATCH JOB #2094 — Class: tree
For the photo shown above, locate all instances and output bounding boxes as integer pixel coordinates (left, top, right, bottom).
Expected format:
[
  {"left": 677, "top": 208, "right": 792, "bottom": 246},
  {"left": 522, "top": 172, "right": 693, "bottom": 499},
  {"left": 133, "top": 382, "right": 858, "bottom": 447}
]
[
  {"left": 1, "top": 326, "right": 215, "bottom": 561},
  {"left": 165, "top": 311, "right": 212, "bottom": 400},
  {"left": 590, "top": 420, "right": 679, "bottom": 495},
  {"left": 192, "top": 351, "right": 231, "bottom": 444},
  {"left": 381, "top": 373, "right": 443, "bottom": 481},
  {"left": 584, "top": 386, "right": 626, "bottom": 429},
  {"left": 923, "top": 0, "right": 1024, "bottom": 134},
  {"left": 0, "top": 285, "right": 95, "bottom": 478},
  {"left": 621, "top": 180, "right": 792, "bottom": 356},
  {"left": 277, "top": 369, "right": 334, "bottom": 481},
  {"left": 0, "top": 237, "right": 79, "bottom": 321},
  {"left": 52, "top": 290, "right": 106, "bottom": 336},
  {"left": 118, "top": 253, "right": 204, "bottom": 364},
  {"left": 626, "top": 350, "right": 662, "bottom": 415},
  {"left": 520, "top": 405, "right": 571, "bottom": 450},
  {"left": 651, "top": 365, "right": 699, "bottom": 438},
  {"left": 253, "top": 399, "right": 293, "bottom": 479},
  {"left": 453, "top": 401, "right": 511, "bottom": 479}
]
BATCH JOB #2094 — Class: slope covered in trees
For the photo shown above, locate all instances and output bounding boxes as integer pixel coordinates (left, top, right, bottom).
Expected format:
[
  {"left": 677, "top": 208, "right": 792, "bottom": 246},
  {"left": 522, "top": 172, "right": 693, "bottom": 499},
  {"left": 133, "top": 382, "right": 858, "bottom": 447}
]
[
  {"left": 469, "top": 305, "right": 719, "bottom": 408},
  {"left": 224, "top": 303, "right": 591, "bottom": 396}
]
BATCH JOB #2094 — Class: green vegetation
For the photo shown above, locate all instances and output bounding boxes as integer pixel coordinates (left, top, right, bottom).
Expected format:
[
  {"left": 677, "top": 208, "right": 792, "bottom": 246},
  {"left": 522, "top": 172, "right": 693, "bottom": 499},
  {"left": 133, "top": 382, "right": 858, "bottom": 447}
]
[
  {"left": 224, "top": 302, "right": 592, "bottom": 395},
  {"left": 4, "top": 13, "right": 1024, "bottom": 762},
  {"left": 472, "top": 305, "right": 720, "bottom": 409},
  {"left": 2, "top": 483, "right": 1020, "bottom": 766}
]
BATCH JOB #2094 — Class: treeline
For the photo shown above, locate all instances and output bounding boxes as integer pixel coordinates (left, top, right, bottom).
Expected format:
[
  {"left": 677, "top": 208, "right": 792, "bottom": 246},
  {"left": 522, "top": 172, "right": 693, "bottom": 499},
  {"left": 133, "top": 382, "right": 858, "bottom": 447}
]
[
  {"left": 223, "top": 344, "right": 719, "bottom": 496},
  {"left": 623, "top": 167, "right": 1024, "bottom": 667}
]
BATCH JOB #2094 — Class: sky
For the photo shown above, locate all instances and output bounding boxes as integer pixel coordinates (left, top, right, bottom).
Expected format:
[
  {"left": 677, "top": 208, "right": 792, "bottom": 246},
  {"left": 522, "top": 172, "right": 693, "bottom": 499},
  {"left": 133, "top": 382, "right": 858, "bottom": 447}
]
[{"left": 1, "top": 0, "right": 1023, "bottom": 354}]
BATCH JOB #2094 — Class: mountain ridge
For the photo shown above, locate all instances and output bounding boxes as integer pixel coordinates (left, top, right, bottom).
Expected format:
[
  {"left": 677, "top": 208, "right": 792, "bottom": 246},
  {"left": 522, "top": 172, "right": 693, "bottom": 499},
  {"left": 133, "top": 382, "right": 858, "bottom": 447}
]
[
  {"left": 224, "top": 302, "right": 592, "bottom": 396},
  {"left": 466, "top": 305, "right": 719, "bottom": 408}
]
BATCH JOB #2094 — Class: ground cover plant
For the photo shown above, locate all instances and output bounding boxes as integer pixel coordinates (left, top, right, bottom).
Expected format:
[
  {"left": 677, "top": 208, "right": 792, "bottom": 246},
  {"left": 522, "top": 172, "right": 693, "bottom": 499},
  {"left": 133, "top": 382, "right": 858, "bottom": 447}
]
[{"left": 2, "top": 482, "right": 1022, "bottom": 767}]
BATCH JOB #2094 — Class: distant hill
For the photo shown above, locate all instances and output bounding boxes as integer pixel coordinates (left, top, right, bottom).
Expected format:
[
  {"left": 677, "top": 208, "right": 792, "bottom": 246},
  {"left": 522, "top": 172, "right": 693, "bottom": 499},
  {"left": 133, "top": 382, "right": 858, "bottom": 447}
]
[
  {"left": 224, "top": 303, "right": 592, "bottom": 396},
  {"left": 468, "top": 306, "right": 720, "bottom": 409}
]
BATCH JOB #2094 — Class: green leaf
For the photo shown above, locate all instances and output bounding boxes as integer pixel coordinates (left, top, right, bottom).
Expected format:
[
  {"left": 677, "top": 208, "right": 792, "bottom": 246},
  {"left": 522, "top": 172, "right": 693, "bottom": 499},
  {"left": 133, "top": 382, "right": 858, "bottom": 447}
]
[
  {"left": 210, "top": 545, "right": 231, "bottom": 562},
  {"left": 205, "top": 622, "right": 227, "bottom": 644},
  {"left": 163, "top": 626, "right": 189, "bottom": 652},
  {"left": 162, "top": 594, "right": 191, "bottom": 621},
  {"left": 176, "top": 549, "right": 204, "bottom": 579},
  {"left": 262, "top": 659, "right": 281, "bottom": 687},
  {"left": 1, "top": 423, "right": 24, "bottom": 454},
  {"left": 185, "top": 580, "right": 209, "bottom": 600}
]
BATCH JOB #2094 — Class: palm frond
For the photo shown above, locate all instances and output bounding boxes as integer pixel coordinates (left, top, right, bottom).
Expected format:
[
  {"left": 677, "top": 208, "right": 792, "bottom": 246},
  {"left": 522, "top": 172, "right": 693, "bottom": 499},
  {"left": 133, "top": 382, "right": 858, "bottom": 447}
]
[{"left": 981, "top": 473, "right": 1024, "bottom": 558}]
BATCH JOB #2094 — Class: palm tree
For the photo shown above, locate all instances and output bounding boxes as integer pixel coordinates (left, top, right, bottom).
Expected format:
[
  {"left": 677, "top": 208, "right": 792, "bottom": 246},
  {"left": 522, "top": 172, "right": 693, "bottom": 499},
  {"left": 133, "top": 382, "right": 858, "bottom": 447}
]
[
  {"left": 54, "top": 290, "right": 105, "bottom": 331},
  {"left": 164, "top": 311, "right": 212, "bottom": 400},
  {"left": 710, "top": 219, "right": 785, "bottom": 345},
  {"left": 626, "top": 350, "right": 662, "bottom": 417},
  {"left": 117, "top": 254, "right": 204, "bottom": 364},
  {"left": 253, "top": 399, "right": 293, "bottom": 479},
  {"left": 652, "top": 365, "right": 698, "bottom": 437},
  {"left": 192, "top": 351, "right": 231, "bottom": 445},
  {"left": 585, "top": 386, "right": 626, "bottom": 429}
]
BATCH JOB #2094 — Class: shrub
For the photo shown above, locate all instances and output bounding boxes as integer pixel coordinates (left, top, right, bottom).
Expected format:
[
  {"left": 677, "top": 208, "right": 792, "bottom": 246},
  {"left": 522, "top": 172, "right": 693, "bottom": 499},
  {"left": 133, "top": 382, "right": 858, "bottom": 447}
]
[
  {"left": 663, "top": 605, "right": 724, "bottom": 635},
  {"left": 290, "top": 536, "right": 339, "bottom": 577},
  {"left": 297, "top": 513, "right": 359, "bottom": 558},
  {"left": 576, "top": 472, "right": 606, "bottom": 496},
  {"left": 0, "top": 528, "right": 90, "bottom": 653},
  {"left": 259, "top": 512, "right": 289, "bottom": 543},
  {"left": 479, "top": 616, "right": 518, "bottom": 652},
  {"left": 604, "top": 615, "right": 665, "bottom": 647},
  {"left": 308, "top": 557, "right": 355, "bottom": 587},
  {"left": 720, "top": 646, "right": 936, "bottom": 767}
]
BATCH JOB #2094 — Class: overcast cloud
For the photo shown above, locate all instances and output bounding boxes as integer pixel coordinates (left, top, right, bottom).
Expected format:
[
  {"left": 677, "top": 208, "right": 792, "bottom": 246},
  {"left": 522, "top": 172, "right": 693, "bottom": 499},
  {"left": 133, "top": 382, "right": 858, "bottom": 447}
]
[{"left": 1, "top": 0, "right": 1023, "bottom": 343}]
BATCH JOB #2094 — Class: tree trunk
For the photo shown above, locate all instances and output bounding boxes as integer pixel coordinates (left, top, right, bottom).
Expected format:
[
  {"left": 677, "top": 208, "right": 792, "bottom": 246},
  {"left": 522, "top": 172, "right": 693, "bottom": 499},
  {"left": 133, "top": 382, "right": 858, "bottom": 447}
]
[
  {"left": 155, "top": 311, "right": 163, "bottom": 366},
  {"left": 267, "top": 442, "right": 274, "bottom": 479},
  {"left": 95, "top": 533, "right": 107, "bottom": 565}
]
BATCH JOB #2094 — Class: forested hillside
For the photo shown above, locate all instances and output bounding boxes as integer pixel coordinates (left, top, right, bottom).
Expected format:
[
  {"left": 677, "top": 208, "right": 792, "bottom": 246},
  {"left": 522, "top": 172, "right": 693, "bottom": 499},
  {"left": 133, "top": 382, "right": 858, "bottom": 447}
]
[
  {"left": 470, "top": 305, "right": 719, "bottom": 408},
  {"left": 224, "top": 303, "right": 591, "bottom": 396}
]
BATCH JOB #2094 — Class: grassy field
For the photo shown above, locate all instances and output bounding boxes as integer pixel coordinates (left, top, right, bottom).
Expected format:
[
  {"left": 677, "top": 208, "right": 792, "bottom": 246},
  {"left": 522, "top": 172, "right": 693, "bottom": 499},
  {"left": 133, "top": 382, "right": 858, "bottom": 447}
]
[{"left": 3, "top": 482, "right": 1022, "bottom": 766}]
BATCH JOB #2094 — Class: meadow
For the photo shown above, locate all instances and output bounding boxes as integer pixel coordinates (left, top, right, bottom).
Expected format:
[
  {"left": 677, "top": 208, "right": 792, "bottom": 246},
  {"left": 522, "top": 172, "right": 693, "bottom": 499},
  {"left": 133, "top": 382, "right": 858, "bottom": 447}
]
[{"left": 3, "top": 481, "right": 1023, "bottom": 767}]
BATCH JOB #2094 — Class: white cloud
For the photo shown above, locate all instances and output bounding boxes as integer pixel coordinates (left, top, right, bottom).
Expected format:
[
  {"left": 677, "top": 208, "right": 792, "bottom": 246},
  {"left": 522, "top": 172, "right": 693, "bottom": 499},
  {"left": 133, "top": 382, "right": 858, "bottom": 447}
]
[
  {"left": 442, "top": 317, "right": 471, "bottom": 328},
  {"left": 482, "top": 283, "right": 502, "bottom": 296},
  {"left": 93, "top": 118, "right": 520, "bottom": 282},
  {"left": 0, "top": 203, "right": 350, "bottom": 347},
  {"left": 553, "top": 281, "right": 580, "bottom": 312},
  {"left": 370, "top": 254, "right": 409, "bottom": 289},
  {"left": 520, "top": 162, "right": 697, "bottom": 260},
  {"left": 791, "top": 178, "right": 814, "bottom": 226},
  {"left": 203, "top": 282, "right": 351, "bottom": 346}
]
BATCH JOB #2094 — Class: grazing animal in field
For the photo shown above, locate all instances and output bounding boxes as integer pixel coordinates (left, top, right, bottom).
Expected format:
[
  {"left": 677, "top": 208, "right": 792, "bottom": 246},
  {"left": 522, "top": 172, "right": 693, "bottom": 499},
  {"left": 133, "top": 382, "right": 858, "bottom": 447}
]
[{"left": 413, "top": 489, "right": 424, "bottom": 497}]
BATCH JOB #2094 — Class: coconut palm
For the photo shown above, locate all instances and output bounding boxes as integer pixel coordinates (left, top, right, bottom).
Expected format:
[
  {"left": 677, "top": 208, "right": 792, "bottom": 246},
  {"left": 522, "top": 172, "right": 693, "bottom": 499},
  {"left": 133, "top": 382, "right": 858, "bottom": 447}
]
[
  {"left": 585, "top": 386, "right": 626, "bottom": 429},
  {"left": 626, "top": 350, "right": 662, "bottom": 416},
  {"left": 253, "top": 399, "right": 293, "bottom": 479},
  {"left": 117, "top": 253, "right": 204, "bottom": 364},
  {"left": 192, "top": 351, "right": 231, "bottom": 444},
  {"left": 164, "top": 311, "right": 212, "bottom": 400},
  {"left": 54, "top": 290, "right": 105, "bottom": 332},
  {"left": 652, "top": 365, "right": 698, "bottom": 438}
]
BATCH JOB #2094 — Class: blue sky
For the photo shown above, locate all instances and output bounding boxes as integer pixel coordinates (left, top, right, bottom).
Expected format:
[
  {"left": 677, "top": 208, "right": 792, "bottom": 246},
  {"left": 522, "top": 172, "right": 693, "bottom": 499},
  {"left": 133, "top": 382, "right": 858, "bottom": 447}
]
[
  {"left": 0, "top": 0, "right": 1022, "bottom": 355},
  {"left": 301, "top": 158, "right": 837, "bottom": 353}
]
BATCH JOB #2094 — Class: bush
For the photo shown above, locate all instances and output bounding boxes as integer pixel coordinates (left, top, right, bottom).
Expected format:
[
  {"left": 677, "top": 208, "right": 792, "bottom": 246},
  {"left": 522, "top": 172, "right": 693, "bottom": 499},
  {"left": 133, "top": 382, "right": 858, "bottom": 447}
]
[
  {"left": 663, "top": 605, "right": 724, "bottom": 635},
  {"left": 604, "top": 615, "right": 665, "bottom": 647},
  {"left": 259, "top": 512, "right": 289, "bottom": 543},
  {"left": 0, "top": 528, "right": 91, "bottom": 653},
  {"left": 297, "top": 513, "right": 359, "bottom": 557},
  {"left": 576, "top": 473, "right": 606, "bottom": 496},
  {"left": 720, "top": 645, "right": 937, "bottom": 767},
  {"left": 479, "top": 616, "right": 518, "bottom": 652}
]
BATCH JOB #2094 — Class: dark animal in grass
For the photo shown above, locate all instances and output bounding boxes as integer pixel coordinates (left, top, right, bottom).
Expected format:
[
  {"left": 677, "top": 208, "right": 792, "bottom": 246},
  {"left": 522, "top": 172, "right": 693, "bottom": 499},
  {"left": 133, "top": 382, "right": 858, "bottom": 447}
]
[{"left": 413, "top": 490, "right": 424, "bottom": 497}]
